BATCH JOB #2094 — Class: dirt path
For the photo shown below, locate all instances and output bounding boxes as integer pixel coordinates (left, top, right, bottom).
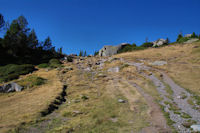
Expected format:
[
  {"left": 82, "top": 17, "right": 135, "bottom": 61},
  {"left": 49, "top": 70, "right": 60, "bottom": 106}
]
[
  {"left": 122, "top": 59, "right": 200, "bottom": 132},
  {"left": 107, "top": 73, "right": 171, "bottom": 133},
  {"left": 127, "top": 81, "right": 171, "bottom": 133}
]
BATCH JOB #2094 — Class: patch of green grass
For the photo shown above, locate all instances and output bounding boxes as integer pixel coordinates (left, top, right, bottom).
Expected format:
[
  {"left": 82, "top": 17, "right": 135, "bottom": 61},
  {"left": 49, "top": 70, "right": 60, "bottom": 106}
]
[
  {"left": 49, "top": 59, "right": 62, "bottom": 68},
  {"left": 187, "top": 98, "right": 195, "bottom": 106},
  {"left": 0, "top": 64, "right": 35, "bottom": 83},
  {"left": 159, "top": 104, "right": 176, "bottom": 132},
  {"left": 17, "top": 75, "right": 46, "bottom": 89},
  {"left": 164, "top": 83, "right": 174, "bottom": 95},
  {"left": 181, "top": 112, "right": 192, "bottom": 119},
  {"left": 164, "top": 101, "right": 180, "bottom": 111},
  {"left": 37, "top": 63, "right": 49, "bottom": 68}
]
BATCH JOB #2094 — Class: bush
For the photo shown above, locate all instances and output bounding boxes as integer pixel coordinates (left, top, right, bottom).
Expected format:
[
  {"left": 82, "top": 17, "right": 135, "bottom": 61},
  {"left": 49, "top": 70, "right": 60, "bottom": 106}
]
[
  {"left": 17, "top": 75, "right": 46, "bottom": 88},
  {"left": 141, "top": 42, "right": 153, "bottom": 47},
  {"left": 49, "top": 59, "right": 62, "bottom": 68},
  {"left": 38, "top": 63, "right": 49, "bottom": 68},
  {"left": 0, "top": 64, "right": 35, "bottom": 83},
  {"left": 177, "top": 37, "right": 190, "bottom": 43},
  {"left": 67, "top": 56, "right": 73, "bottom": 62},
  {"left": 117, "top": 44, "right": 135, "bottom": 53},
  {"left": 117, "top": 44, "right": 138, "bottom": 53}
]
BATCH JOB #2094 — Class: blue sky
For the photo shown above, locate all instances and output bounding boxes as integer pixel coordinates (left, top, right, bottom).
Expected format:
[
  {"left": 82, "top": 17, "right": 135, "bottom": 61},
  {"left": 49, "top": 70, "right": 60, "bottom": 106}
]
[{"left": 0, "top": 0, "right": 200, "bottom": 55}]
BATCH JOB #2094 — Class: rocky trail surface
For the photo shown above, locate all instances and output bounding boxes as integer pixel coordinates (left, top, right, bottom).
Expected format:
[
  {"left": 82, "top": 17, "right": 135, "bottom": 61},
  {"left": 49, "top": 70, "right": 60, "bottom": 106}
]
[
  {"left": 17, "top": 56, "right": 200, "bottom": 133},
  {"left": 122, "top": 59, "right": 200, "bottom": 132}
]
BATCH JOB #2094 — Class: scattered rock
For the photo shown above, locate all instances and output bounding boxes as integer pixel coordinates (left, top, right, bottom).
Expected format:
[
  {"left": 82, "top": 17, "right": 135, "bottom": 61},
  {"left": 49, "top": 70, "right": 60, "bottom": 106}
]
[
  {"left": 185, "top": 34, "right": 192, "bottom": 38},
  {"left": 95, "top": 62, "right": 100, "bottom": 65},
  {"left": 177, "top": 95, "right": 182, "bottom": 99},
  {"left": 73, "top": 99, "right": 80, "bottom": 103},
  {"left": 149, "top": 61, "right": 167, "bottom": 66},
  {"left": 0, "top": 82, "right": 23, "bottom": 93},
  {"left": 108, "top": 67, "right": 120, "bottom": 73},
  {"left": 184, "top": 38, "right": 199, "bottom": 44},
  {"left": 99, "top": 43, "right": 130, "bottom": 56},
  {"left": 152, "top": 39, "right": 167, "bottom": 47},
  {"left": 191, "top": 125, "right": 200, "bottom": 132},
  {"left": 72, "top": 110, "right": 82, "bottom": 117},
  {"left": 97, "top": 73, "right": 107, "bottom": 78},
  {"left": 118, "top": 99, "right": 126, "bottom": 103},
  {"left": 110, "top": 118, "right": 118, "bottom": 123}
]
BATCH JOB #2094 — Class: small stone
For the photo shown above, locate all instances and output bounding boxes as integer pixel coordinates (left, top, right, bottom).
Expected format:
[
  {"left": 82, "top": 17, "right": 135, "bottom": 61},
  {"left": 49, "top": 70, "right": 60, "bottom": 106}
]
[
  {"left": 118, "top": 99, "right": 126, "bottom": 103},
  {"left": 177, "top": 95, "right": 181, "bottom": 99},
  {"left": 110, "top": 118, "right": 118, "bottom": 123}
]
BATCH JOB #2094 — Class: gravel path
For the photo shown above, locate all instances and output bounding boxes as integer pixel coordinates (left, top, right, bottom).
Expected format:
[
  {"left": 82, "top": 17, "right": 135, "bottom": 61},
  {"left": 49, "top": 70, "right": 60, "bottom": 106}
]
[{"left": 123, "top": 59, "right": 200, "bottom": 132}]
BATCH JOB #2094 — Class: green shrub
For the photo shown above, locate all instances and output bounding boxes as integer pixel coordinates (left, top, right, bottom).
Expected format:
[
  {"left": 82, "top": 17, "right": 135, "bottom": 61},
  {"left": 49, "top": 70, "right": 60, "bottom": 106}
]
[
  {"left": 0, "top": 64, "right": 35, "bottom": 83},
  {"left": 17, "top": 75, "right": 46, "bottom": 88},
  {"left": 67, "top": 56, "right": 73, "bottom": 62},
  {"left": 117, "top": 44, "right": 135, "bottom": 53},
  {"left": 177, "top": 37, "right": 190, "bottom": 43},
  {"left": 141, "top": 42, "right": 153, "bottom": 47},
  {"left": 38, "top": 63, "right": 49, "bottom": 68},
  {"left": 49, "top": 59, "right": 62, "bottom": 68}
]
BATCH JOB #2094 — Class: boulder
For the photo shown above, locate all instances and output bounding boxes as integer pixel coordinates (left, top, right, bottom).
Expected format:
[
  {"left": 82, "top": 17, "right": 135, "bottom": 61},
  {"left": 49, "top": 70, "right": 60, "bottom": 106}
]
[
  {"left": 152, "top": 39, "right": 167, "bottom": 47},
  {"left": 99, "top": 43, "right": 129, "bottom": 56},
  {"left": 191, "top": 125, "right": 200, "bottom": 132},
  {"left": 0, "top": 82, "right": 23, "bottom": 93},
  {"left": 118, "top": 99, "right": 126, "bottom": 103},
  {"left": 184, "top": 34, "right": 192, "bottom": 38},
  {"left": 108, "top": 67, "right": 120, "bottom": 73}
]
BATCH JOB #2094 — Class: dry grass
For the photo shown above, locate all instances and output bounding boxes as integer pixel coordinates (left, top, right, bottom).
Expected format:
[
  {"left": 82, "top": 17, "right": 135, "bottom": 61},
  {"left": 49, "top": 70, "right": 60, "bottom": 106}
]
[
  {"left": 36, "top": 61, "right": 150, "bottom": 133},
  {"left": 0, "top": 69, "right": 63, "bottom": 133},
  {"left": 115, "top": 42, "right": 200, "bottom": 95}
]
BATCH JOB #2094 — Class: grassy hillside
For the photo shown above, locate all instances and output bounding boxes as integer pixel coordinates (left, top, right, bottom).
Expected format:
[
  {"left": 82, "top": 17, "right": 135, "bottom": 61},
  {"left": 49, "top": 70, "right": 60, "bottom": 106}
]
[
  {"left": 115, "top": 41, "right": 200, "bottom": 95},
  {"left": 0, "top": 41, "right": 200, "bottom": 133}
]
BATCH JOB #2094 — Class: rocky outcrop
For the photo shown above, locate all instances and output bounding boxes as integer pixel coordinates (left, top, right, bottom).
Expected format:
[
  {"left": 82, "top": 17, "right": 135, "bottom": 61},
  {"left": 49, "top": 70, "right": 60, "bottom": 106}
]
[
  {"left": 99, "top": 43, "right": 129, "bottom": 56},
  {"left": 184, "top": 38, "right": 199, "bottom": 44},
  {"left": 185, "top": 34, "right": 192, "bottom": 38},
  {"left": 0, "top": 82, "right": 23, "bottom": 93},
  {"left": 152, "top": 39, "right": 167, "bottom": 47}
]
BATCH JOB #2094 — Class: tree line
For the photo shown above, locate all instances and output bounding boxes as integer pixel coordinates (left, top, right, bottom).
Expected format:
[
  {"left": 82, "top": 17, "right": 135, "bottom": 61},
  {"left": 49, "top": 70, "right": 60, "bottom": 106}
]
[{"left": 0, "top": 14, "right": 63, "bottom": 66}]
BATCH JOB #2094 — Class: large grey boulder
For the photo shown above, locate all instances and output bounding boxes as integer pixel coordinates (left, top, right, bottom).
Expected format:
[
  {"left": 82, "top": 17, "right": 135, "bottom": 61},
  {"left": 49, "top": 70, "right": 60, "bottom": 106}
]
[
  {"left": 99, "top": 43, "right": 129, "bottom": 56},
  {"left": 0, "top": 82, "right": 23, "bottom": 93},
  {"left": 184, "top": 34, "right": 192, "bottom": 38},
  {"left": 191, "top": 125, "right": 200, "bottom": 132},
  {"left": 152, "top": 39, "right": 167, "bottom": 47}
]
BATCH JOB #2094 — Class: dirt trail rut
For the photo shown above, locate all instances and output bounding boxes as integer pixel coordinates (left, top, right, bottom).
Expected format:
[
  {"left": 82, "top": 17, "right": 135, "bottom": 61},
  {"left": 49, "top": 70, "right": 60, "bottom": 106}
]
[{"left": 123, "top": 59, "right": 200, "bottom": 132}]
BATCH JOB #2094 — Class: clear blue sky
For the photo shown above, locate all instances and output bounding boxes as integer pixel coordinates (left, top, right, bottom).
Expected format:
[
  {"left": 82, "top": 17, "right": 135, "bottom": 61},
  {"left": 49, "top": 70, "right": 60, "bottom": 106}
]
[{"left": 0, "top": 0, "right": 200, "bottom": 55}]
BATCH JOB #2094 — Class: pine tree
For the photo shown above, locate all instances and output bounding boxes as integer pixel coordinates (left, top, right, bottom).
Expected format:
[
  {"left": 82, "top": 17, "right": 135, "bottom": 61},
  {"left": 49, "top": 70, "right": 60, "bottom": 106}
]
[
  {"left": 191, "top": 32, "right": 197, "bottom": 38},
  {"left": 57, "top": 47, "right": 62, "bottom": 54},
  {"left": 132, "top": 43, "right": 136, "bottom": 47},
  {"left": 28, "top": 29, "right": 38, "bottom": 49},
  {"left": 79, "top": 50, "right": 83, "bottom": 57},
  {"left": 166, "top": 38, "right": 170, "bottom": 44},
  {"left": 176, "top": 34, "right": 183, "bottom": 42},
  {"left": 43, "top": 36, "right": 52, "bottom": 51},
  {"left": 0, "top": 13, "right": 5, "bottom": 30}
]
